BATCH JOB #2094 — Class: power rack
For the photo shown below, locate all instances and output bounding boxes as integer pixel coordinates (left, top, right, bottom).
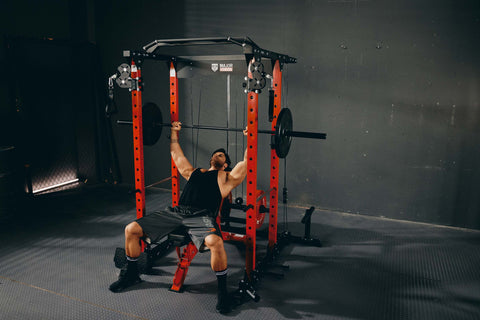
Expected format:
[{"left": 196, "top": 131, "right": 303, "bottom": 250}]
[{"left": 114, "top": 37, "right": 298, "bottom": 300}]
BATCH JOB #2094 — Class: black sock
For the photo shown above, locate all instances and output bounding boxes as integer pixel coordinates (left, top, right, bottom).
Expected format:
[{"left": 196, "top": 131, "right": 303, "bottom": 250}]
[
  {"left": 216, "top": 268, "right": 228, "bottom": 298},
  {"left": 126, "top": 256, "right": 139, "bottom": 275}
]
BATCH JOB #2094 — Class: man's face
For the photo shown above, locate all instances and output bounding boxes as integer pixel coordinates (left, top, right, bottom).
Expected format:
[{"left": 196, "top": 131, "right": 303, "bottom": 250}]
[{"left": 210, "top": 152, "right": 227, "bottom": 170}]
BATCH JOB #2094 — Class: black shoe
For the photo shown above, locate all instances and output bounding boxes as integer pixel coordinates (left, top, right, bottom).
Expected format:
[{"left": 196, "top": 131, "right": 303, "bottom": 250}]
[
  {"left": 109, "top": 268, "right": 142, "bottom": 292},
  {"left": 216, "top": 293, "right": 234, "bottom": 314}
]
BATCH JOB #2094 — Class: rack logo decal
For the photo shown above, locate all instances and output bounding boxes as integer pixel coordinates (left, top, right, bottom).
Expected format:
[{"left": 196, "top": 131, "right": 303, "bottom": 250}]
[
  {"left": 219, "top": 63, "right": 233, "bottom": 72},
  {"left": 211, "top": 63, "right": 233, "bottom": 72}
]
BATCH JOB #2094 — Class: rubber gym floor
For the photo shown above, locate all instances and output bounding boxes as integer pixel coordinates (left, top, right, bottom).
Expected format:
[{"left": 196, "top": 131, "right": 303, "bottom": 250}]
[{"left": 1, "top": 184, "right": 479, "bottom": 320}]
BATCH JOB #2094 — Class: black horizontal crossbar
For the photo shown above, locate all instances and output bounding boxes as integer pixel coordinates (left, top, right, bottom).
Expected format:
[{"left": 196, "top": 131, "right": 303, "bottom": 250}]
[
  {"left": 140, "top": 36, "right": 297, "bottom": 64},
  {"left": 142, "top": 37, "right": 257, "bottom": 51}
]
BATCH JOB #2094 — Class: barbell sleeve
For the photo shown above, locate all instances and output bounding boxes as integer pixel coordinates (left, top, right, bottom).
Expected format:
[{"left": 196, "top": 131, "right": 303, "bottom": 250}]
[
  {"left": 286, "top": 131, "right": 327, "bottom": 139},
  {"left": 117, "top": 120, "right": 136, "bottom": 125}
]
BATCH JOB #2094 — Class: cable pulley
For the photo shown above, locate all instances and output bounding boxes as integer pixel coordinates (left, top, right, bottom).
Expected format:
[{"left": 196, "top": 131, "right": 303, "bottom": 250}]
[{"left": 117, "top": 103, "right": 326, "bottom": 158}]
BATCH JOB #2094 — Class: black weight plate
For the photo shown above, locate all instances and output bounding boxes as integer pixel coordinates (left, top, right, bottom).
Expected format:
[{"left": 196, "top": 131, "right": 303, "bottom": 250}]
[
  {"left": 142, "top": 102, "right": 163, "bottom": 145},
  {"left": 275, "top": 108, "right": 292, "bottom": 158}
]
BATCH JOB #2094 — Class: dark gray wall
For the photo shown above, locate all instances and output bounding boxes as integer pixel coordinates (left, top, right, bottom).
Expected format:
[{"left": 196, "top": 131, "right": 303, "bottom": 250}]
[
  {"left": 98, "top": 0, "right": 480, "bottom": 229},
  {"left": 4, "top": 0, "right": 478, "bottom": 229}
]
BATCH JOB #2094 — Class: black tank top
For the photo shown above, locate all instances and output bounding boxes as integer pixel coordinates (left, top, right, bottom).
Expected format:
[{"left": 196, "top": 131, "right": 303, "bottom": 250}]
[{"left": 178, "top": 168, "right": 222, "bottom": 215}]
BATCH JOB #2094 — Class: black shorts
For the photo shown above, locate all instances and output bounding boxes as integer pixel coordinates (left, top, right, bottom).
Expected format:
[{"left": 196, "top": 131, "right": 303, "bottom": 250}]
[{"left": 135, "top": 206, "right": 222, "bottom": 251}]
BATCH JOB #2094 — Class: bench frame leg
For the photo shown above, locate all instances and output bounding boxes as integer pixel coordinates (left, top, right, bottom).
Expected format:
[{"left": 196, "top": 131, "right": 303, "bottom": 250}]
[{"left": 170, "top": 242, "right": 198, "bottom": 292}]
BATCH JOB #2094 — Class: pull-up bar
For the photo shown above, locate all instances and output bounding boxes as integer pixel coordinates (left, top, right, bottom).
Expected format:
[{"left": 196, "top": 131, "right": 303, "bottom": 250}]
[{"left": 134, "top": 36, "right": 297, "bottom": 65}]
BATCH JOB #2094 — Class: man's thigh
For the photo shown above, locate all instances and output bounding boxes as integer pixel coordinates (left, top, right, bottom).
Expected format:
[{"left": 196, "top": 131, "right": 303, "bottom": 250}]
[
  {"left": 136, "top": 210, "right": 183, "bottom": 242},
  {"left": 183, "top": 215, "right": 222, "bottom": 251}
]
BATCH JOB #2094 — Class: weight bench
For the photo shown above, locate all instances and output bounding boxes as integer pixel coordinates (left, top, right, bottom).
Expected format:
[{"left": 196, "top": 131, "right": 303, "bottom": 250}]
[
  {"left": 113, "top": 229, "right": 200, "bottom": 292},
  {"left": 113, "top": 200, "right": 229, "bottom": 292}
]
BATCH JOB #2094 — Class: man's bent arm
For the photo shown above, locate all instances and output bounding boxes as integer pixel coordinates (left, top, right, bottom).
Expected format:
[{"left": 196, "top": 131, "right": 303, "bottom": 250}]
[
  {"left": 226, "top": 148, "right": 248, "bottom": 189},
  {"left": 170, "top": 123, "right": 195, "bottom": 180}
]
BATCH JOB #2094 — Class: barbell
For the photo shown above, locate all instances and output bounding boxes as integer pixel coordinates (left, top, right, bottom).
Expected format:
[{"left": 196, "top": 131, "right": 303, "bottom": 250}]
[{"left": 117, "top": 102, "right": 326, "bottom": 158}]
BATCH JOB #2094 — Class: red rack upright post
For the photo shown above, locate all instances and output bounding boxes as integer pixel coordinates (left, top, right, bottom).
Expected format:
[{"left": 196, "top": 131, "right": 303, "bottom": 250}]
[
  {"left": 269, "top": 60, "right": 282, "bottom": 248},
  {"left": 245, "top": 90, "right": 259, "bottom": 279},
  {"left": 130, "top": 60, "right": 146, "bottom": 219},
  {"left": 170, "top": 62, "right": 180, "bottom": 206}
]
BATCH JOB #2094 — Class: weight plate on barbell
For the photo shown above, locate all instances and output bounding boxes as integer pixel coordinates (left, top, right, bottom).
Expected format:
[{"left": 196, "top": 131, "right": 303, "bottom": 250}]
[
  {"left": 142, "top": 102, "right": 163, "bottom": 146},
  {"left": 274, "top": 108, "right": 293, "bottom": 158}
]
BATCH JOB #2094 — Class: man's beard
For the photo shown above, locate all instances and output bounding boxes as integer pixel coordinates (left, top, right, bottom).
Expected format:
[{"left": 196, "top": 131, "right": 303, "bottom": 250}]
[{"left": 210, "top": 158, "right": 224, "bottom": 170}]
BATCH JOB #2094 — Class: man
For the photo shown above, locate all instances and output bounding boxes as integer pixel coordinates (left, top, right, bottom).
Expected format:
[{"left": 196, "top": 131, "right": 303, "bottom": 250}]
[{"left": 109, "top": 121, "right": 248, "bottom": 314}]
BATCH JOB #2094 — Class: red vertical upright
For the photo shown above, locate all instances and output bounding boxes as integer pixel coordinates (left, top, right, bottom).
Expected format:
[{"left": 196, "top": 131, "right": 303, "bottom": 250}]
[
  {"left": 131, "top": 60, "right": 146, "bottom": 219},
  {"left": 269, "top": 60, "right": 282, "bottom": 248},
  {"left": 170, "top": 62, "right": 180, "bottom": 206},
  {"left": 245, "top": 91, "right": 259, "bottom": 278}
]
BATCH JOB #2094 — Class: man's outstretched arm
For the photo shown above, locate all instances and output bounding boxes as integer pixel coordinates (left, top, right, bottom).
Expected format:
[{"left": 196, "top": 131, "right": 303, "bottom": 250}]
[
  {"left": 227, "top": 147, "right": 248, "bottom": 188},
  {"left": 170, "top": 121, "right": 195, "bottom": 180},
  {"left": 225, "top": 128, "right": 249, "bottom": 190}
]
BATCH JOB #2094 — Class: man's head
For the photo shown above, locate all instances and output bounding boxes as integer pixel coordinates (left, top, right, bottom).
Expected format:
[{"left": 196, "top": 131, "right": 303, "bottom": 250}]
[{"left": 210, "top": 148, "right": 231, "bottom": 171}]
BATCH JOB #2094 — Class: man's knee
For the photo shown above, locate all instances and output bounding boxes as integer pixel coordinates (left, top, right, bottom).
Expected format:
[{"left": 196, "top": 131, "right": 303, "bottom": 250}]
[
  {"left": 204, "top": 234, "right": 224, "bottom": 251},
  {"left": 125, "top": 222, "right": 143, "bottom": 237}
]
